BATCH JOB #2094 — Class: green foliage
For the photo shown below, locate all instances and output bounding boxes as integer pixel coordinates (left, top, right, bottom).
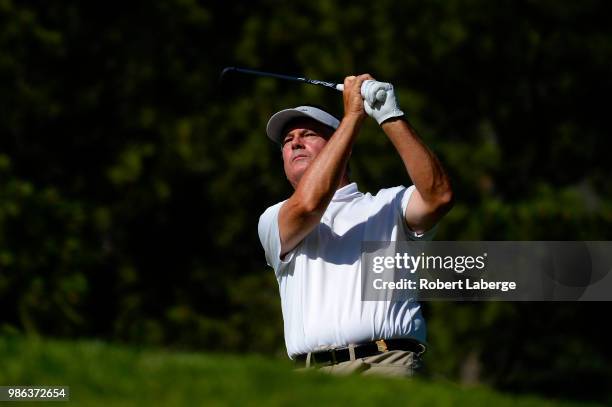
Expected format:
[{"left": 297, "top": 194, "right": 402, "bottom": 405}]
[{"left": 0, "top": 336, "right": 598, "bottom": 406}]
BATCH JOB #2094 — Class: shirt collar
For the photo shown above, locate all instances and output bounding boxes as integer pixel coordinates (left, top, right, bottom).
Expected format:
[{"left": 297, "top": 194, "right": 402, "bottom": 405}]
[{"left": 331, "top": 182, "right": 362, "bottom": 202}]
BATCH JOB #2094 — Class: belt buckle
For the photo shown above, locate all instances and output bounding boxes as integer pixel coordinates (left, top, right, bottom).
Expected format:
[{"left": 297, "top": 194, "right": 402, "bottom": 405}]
[
  {"left": 330, "top": 348, "right": 337, "bottom": 364},
  {"left": 375, "top": 339, "right": 388, "bottom": 353}
]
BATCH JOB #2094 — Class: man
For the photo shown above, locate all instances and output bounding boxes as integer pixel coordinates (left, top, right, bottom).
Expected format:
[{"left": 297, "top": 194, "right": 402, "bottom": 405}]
[{"left": 258, "top": 74, "right": 453, "bottom": 377}]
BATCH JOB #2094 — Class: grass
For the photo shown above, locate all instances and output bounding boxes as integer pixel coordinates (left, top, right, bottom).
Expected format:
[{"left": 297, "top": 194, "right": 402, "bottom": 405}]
[{"left": 0, "top": 335, "right": 598, "bottom": 406}]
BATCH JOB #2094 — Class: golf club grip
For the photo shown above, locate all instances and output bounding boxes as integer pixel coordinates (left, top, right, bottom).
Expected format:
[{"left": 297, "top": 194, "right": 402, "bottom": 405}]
[{"left": 336, "top": 83, "right": 387, "bottom": 102}]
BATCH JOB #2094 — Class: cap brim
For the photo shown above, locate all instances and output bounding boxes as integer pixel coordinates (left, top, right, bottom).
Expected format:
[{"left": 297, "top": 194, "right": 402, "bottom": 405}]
[{"left": 266, "top": 109, "right": 313, "bottom": 145}]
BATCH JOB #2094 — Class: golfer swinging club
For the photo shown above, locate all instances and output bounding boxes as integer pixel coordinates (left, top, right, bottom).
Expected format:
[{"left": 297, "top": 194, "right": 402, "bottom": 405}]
[{"left": 258, "top": 74, "right": 453, "bottom": 376}]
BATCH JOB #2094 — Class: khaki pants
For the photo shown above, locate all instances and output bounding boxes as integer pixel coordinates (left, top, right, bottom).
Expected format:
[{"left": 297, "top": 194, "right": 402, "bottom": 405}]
[{"left": 297, "top": 349, "right": 421, "bottom": 378}]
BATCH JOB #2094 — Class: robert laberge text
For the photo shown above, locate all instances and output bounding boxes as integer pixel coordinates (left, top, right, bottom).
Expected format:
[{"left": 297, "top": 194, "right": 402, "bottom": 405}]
[{"left": 373, "top": 278, "right": 517, "bottom": 292}]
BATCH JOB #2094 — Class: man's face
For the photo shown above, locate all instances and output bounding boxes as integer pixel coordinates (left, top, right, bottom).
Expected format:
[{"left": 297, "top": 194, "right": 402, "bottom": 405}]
[{"left": 281, "top": 118, "right": 333, "bottom": 188}]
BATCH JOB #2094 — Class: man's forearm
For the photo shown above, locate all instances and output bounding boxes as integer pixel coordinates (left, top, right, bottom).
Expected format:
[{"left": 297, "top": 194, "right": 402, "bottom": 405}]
[
  {"left": 381, "top": 118, "right": 452, "bottom": 205},
  {"left": 293, "top": 114, "right": 363, "bottom": 213}
]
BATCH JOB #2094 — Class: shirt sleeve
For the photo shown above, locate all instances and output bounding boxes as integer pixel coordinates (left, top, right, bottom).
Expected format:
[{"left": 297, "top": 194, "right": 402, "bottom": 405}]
[
  {"left": 257, "top": 202, "right": 296, "bottom": 277},
  {"left": 399, "top": 185, "right": 438, "bottom": 241}
]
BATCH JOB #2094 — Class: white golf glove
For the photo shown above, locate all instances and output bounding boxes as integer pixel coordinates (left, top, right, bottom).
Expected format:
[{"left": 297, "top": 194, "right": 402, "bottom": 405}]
[{"left": 361, "top": 80, "right": 404, "bottom": 125}]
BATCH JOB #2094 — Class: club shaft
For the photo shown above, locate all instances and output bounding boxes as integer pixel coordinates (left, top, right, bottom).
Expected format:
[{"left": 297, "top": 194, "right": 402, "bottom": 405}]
[
  {"left": 221, "top": 67, "right": 387, "bottom": 102},
  {"left": 223, "top": 67, "right": 342, "bottom": 92}
]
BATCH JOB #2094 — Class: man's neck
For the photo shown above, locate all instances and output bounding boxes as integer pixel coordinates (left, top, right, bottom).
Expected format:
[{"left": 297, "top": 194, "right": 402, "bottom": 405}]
[
  {"left": 337, "top": 176, "right": 351, "bottom": 190},
  {"left": 336, "top": 171, "right": 351, "bottom": 191}
]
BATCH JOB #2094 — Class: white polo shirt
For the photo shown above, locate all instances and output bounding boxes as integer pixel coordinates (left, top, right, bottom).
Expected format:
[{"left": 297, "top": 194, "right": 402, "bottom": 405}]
[{"left": 258, "top": 183, "right": 435, "bottom": 358}]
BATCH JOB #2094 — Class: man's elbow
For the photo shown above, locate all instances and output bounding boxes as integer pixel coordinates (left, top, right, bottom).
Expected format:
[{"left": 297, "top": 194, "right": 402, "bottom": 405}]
[
  {"left": 298, "top": 200, "right": 325, "bottom": 216},
  {"left": 433, "top": 186, "right": 454, "bottom": 216},
  {"left": 291, "top": 190, "right": 328, "bottom": 217},
  {"left": 286, "top": 195, "right": 325, "bottom": 220}
]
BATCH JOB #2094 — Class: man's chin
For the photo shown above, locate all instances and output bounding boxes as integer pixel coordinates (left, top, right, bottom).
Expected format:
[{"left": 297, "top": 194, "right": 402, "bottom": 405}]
[
  {"left": 291, "top": 159, "right": 311, "bottom": 172},
  {"left": 287, "top": 163, "right": 310, "bottom": 187}
]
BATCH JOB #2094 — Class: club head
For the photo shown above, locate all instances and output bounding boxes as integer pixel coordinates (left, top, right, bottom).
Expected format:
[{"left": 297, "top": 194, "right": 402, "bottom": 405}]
[{"left": 219, "top": 66, "right": 236, "bottom": 83}]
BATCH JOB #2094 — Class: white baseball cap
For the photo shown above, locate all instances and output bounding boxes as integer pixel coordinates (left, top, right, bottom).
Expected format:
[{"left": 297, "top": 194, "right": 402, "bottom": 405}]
[{"left": 266, "top": 105, "right": 340, "bottom": 145}]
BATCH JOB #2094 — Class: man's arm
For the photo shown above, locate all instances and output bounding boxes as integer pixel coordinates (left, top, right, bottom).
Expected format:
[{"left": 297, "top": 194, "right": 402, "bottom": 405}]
[
  {"left": 278, "top": 74, "right": 371, "bottom": 257},
  {"left": 381, "top": 117, "right": 454, "bottom": 234}
]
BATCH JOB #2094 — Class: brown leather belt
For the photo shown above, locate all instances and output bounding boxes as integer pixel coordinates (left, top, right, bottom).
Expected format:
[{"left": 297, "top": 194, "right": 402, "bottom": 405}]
[{"left": 294, "top": 338, "right": 426, "bottom": 366}]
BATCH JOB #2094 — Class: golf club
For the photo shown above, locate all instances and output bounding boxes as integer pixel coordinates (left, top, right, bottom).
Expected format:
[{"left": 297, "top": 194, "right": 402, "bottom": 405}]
[{"left": 220, "top": 66, "right": 386, "bottom": 102}]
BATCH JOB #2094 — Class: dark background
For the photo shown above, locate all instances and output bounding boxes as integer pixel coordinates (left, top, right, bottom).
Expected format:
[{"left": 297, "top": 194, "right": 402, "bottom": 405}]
[{"left": 1, "top": 0, "right": 611, "bottom": 403}]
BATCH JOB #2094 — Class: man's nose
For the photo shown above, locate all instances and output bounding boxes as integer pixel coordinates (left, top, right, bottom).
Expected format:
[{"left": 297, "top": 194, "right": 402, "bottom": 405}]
[{"left": 291, "top": 135, "right": 305, "bottom": 149}]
